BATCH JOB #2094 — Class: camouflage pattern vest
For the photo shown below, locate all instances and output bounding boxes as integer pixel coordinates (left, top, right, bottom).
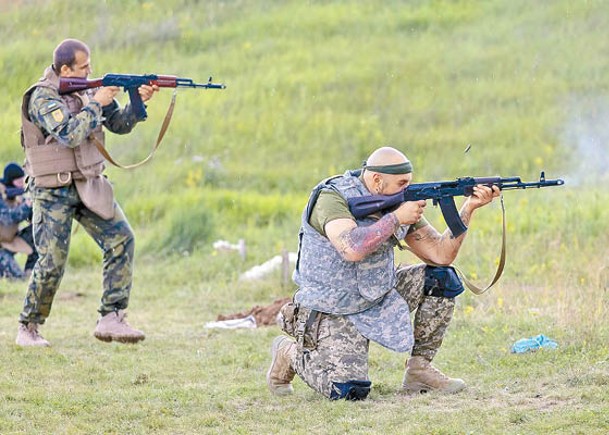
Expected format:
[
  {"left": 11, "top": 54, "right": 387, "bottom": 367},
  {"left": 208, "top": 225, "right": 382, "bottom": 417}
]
[
  {"left": 21, "top": 66, "right": 105, "bottom": 186},
  {"left": 293, "top": 170, "right": 408, "bottom": 315}
]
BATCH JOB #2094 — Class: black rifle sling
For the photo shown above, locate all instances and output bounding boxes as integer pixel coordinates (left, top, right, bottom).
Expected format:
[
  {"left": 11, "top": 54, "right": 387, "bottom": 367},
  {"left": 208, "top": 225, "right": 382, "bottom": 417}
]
[{"left": 91, "top": 89, "right": 177, "bottom": 169}]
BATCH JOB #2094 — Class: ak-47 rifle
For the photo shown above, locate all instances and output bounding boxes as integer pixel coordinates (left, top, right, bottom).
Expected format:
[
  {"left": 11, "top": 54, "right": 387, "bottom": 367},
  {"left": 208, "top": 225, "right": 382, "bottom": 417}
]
[
  {"left": 59, "top": 73, "right": 225, "bottom": 121},
  {"left": 58, "top": 73, "right": 226, "bottom": 168},
  {"left": 348, "top": 171, "right": 564, "bottom": 237}
]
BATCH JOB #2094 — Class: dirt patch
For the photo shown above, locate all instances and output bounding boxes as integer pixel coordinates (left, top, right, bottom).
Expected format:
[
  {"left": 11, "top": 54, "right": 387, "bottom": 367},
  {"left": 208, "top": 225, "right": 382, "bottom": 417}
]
[
  {"left": 217, "top": 297, "right": 291, "bottom": 326},
  {"left": 57, "top": 291, "right": 86, "bottom": 301}
]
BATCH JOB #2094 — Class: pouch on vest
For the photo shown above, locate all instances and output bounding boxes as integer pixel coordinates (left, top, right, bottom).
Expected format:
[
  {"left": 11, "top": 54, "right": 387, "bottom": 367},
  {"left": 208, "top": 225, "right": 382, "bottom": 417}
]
[
  {"left": 74, "top": 176, "right": 115, "bottom": 220},
  {"left": 424, "top": 266, "right": 465, "bottom": 298},
  {"left": 295, "top": 308, "right": 322, "bottom": 350},
  {"left": 277, "top": 301, "right": 299, "bottom": 337}
]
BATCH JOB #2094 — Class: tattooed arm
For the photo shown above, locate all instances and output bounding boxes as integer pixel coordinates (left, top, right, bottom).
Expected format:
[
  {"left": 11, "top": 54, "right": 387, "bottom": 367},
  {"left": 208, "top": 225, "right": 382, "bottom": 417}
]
[
  {"left": 325, "top": 213, "right": 400, "bottom": 262},
  {"left": 405, "top": 184, "right": 500, "bottom": 265},
  {"left": 316, "top": 189, "right": 426, "bottom": 262}
]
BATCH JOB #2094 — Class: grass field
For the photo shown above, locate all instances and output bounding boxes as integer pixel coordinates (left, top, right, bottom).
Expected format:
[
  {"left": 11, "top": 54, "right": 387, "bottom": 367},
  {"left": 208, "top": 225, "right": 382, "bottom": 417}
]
[{"left": 1, "top": 0, "right": 608, "bottom": 433}]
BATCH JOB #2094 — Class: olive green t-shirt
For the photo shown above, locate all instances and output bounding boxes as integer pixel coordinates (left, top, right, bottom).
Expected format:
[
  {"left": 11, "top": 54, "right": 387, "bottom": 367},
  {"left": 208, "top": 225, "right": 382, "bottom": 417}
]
[{"left": 309, "top": 189, "right": 429, "bottom": 237}]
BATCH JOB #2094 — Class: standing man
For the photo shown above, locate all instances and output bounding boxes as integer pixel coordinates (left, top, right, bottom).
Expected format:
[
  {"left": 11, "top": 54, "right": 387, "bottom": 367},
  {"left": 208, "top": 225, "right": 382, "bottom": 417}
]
[
  {"left": 267, "top": 146, "right": 499, "bottom": 400},
  {"left": 16, "top": 38, "right": 158, "bottom": 347},
  {"left": 0, "top": 162, "right": 37, "bottom": 279}
]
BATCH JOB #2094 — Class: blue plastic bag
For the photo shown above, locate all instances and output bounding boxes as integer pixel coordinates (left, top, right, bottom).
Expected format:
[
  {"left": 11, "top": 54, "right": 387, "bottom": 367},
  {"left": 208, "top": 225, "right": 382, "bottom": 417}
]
[{"left": 511, "top": 334, "right": 558, "bottom": 354}]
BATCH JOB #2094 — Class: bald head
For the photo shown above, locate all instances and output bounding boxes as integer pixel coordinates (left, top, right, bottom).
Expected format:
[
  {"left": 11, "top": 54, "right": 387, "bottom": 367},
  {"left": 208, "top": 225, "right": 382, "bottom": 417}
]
[
  {"left": 362, "top": 147, "right": 413, "bottom": 195},
  {"left": 366, "top": 147, "right": 410, "bottom": 167}
]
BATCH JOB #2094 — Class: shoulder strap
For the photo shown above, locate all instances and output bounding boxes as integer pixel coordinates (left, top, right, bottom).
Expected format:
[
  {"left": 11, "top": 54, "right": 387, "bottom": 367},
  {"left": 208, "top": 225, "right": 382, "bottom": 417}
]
[
  {"left": 453, "top": 195, "right": 506, "bottom": 295},
  {"left": 92, "top": 90, "right": 177, "bottom": 169}
]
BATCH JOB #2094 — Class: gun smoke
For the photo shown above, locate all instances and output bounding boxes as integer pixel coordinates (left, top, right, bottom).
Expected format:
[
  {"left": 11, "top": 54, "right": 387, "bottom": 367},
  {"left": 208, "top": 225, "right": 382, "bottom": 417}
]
[{"left": 561, "top": 94, "right": 609, "bottom": 186}]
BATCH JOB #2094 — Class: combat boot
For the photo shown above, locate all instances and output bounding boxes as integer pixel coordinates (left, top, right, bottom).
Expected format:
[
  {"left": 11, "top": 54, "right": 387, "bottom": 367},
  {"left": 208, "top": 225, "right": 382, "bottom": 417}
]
[
  {"left": 402, "top": 356, "right": 466, "bottom": 394},
  {"left": 267, "top": 335, "right": 296, "bottom": 396},
  {"left": 15, "top": 323, "right": 50, "bottom": 347},
  {"left": 93, "top": 310, "right": 145, "bottom": 343}
]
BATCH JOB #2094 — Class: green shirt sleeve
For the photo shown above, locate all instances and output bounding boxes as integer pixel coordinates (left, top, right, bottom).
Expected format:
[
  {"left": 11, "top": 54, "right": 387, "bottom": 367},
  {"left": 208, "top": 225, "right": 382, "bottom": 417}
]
[{"left": 308, "top": 189, "right": 353, "bottom": 236}]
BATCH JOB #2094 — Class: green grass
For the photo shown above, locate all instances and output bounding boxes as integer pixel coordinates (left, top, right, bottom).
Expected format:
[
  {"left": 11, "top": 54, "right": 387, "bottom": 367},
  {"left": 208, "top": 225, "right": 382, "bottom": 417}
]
[
  {"left": 1, "top": 0, "right": 609, "bottom": 433},
  {"left": 1, "top": 260, "right": 608, "bottom": 434}
]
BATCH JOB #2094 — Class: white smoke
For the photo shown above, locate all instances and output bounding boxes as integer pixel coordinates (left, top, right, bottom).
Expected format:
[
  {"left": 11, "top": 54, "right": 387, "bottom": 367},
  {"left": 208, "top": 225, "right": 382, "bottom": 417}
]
[{"left": 561, "top": 95, "right": 609, "bottom": 186}]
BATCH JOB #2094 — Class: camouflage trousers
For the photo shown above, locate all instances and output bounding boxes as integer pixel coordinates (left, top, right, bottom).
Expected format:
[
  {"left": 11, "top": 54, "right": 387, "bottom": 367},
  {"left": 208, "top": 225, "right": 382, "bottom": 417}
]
[
  {"left": 19, "top": 183, "right": 135, "bottom": 325},
  {"left": 291, "top": 263, "right": 455, "bottom": 398}
]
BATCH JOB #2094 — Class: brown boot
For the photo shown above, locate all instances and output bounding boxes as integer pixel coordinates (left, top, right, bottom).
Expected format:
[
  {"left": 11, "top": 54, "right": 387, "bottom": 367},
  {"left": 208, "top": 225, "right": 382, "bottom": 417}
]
[
  {"left": 93, "top": 310, "right": 145, "bottom": 343},
  {"left": 267, "top": 335, "right": 296, "bottom": 396},
  {"left": 402, "top": 356, "right": 466, "bottom": 394},
  {"left": 15, "top": 323, "right": 50, "bottom": 347}
]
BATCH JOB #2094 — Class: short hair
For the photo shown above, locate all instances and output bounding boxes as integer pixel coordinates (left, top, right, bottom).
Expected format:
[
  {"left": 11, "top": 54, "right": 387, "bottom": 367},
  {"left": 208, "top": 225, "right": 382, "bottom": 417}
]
[{"left": 53, "top": 39, "right": 90, "bottom": 71}]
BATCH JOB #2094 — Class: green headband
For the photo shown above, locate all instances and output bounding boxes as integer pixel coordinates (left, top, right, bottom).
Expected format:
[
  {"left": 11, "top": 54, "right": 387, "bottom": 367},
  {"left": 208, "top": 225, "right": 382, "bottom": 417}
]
[{"left": 363, "top": 161, "right": 413, "bottom": 174}]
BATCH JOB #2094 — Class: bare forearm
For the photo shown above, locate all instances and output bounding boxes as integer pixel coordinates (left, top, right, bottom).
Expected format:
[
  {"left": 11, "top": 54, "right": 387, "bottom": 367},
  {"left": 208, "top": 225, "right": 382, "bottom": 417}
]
[
  {"left": 407, "top": 186, "right": 498, "bottom": 264},
  {"left": 408, "top": 207, "right": 473, "bottom": 264}
]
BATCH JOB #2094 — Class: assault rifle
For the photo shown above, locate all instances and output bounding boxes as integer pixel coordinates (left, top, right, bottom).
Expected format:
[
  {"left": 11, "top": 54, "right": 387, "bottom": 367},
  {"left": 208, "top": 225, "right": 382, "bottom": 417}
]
[
  {"left": 348, "top": 171, "right": 564, "bottom": 237},
  {"left": 59, "top": 73, "right": 226, "bottom": 121}
]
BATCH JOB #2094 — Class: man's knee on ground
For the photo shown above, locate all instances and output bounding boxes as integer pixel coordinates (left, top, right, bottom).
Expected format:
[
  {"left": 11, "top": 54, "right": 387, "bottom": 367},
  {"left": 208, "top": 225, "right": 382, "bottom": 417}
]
[
  {"left": 330, "top": 380, "right": 372, "bottom": 401},
  {"left": 424, "top": 266, "right": 464, "bottom": 298}
]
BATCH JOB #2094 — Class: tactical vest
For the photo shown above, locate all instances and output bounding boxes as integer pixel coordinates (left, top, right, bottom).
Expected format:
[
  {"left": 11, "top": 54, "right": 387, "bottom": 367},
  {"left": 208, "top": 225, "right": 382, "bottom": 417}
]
[
  {"left": 21, "top": 66, "right": 105, "bottom": 186},
  {"left": 293, "top": 170, "right": 408, "bottom": 315}
]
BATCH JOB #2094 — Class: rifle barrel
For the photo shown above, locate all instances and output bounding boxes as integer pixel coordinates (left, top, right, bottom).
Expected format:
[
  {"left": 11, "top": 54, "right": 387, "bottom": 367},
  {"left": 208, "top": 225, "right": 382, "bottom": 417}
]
[{"left": 499, "top": 179, "right": 565, "bottom": 190}]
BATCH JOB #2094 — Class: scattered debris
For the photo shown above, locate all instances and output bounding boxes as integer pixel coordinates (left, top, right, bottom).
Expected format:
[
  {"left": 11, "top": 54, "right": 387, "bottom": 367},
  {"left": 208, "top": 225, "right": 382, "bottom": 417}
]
[
  {"left": 212, "top": 239, "right": 246, "bottom": 260},
  {"left": 240, "top": 252, "right": 297, "bottom": 281},
  {"left": 215, "top": 297, "right": 291, "bottom": 327},
  {"left": 511, "top": 334, "right": 558, "bottom": 354},
  {"left": 204, "top": 315, "right": 257, "bottom": 329}
]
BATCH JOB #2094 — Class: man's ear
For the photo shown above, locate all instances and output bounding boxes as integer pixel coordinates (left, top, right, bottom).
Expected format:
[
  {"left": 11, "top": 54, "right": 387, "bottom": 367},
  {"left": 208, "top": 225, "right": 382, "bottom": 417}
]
[
  {"left": 59, "top": 64, "right": 72, "bottom": 77},
  {"left": 371, "top": 173, "right": 384, "bottom": 193}
]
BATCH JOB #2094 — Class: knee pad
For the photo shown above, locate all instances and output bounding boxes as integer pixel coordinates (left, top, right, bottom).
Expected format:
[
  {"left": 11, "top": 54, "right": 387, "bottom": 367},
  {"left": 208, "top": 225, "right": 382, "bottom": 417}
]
[
  {"left": 330, "top": 380, "right": 372, "bottom": 401},
  {"left": 424, "top": 266, "right": 465, "bottom": 298}
]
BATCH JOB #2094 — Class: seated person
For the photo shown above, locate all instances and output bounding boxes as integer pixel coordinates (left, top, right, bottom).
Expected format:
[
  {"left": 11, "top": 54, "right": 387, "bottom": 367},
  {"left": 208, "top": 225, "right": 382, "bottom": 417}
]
[{"left": 0, "top": 162, "right": 37, "bottom": 279}]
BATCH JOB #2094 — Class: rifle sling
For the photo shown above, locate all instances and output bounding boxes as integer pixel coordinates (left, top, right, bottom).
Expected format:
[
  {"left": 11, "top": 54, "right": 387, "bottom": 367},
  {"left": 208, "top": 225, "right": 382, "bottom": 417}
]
[
  {"left": 453, "top": 194, "right": 506, "bottom": 295},
  {"left": 404, "top": 194, "right": 507, "bottom": 295},
  {"left": 91, "top": 90, "right": 177, "bottom": 169}
]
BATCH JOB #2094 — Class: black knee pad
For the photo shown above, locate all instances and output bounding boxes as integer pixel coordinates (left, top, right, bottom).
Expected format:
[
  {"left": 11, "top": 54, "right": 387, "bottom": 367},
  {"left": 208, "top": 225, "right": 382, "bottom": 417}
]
[
  {"left": 424, "top": 266, "right": 465, "bottom": 298},
  {"left": 330, "top": 380, "right": 372, "bottom": 401}
]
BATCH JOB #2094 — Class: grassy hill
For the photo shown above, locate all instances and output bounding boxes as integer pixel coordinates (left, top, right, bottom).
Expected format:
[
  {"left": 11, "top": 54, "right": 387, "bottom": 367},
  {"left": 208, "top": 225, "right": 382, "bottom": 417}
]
[{"left": 1, "top": 0, "right": 608, "bottom": 433}]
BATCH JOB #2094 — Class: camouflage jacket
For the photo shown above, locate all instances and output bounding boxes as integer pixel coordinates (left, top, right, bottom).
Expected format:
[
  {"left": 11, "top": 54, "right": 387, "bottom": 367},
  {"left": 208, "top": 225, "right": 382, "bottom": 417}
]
[{"left": 26, "top": 67, "right": 140, "bottom": 148}]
